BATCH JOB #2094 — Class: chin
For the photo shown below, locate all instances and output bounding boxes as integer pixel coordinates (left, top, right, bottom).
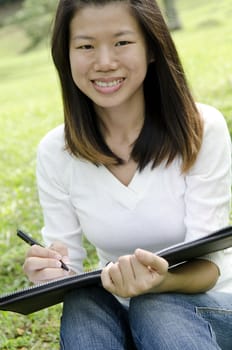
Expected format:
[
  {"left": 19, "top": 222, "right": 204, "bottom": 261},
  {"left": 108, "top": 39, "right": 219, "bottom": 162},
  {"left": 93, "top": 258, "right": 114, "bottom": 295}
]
[{"left": 93, "top": 98, "right": 125, "bottom": 109}]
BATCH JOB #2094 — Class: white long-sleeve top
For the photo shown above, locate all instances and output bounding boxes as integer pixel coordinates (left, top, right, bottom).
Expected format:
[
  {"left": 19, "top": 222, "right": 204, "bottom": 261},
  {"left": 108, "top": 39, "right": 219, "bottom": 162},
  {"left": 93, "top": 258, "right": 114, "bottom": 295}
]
[{"left": 37, "top": 103, "right": 232, "bottom": 292}]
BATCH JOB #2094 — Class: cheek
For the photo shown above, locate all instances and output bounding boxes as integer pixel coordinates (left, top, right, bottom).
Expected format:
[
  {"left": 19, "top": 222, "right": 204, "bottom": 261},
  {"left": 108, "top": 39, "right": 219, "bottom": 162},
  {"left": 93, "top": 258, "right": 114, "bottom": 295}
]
[
  {"left": 125, "top": 50, "right": 148, "bottom": 73},
  {"left": 70, "top": 60, "right": 90, "bottom": 91},
  {"left": 69, "top": 53, "right": 88, "bottom": 79},
  {"left": 128, "top": 58, "right": 148, "bottom": 80}
]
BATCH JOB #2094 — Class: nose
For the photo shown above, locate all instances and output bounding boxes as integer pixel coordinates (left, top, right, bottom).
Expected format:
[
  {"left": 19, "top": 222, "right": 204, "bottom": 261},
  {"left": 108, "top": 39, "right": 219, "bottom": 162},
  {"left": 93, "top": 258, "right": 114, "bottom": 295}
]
[{"left": 94, "top": 46, "right": 118, "bottom": 72}]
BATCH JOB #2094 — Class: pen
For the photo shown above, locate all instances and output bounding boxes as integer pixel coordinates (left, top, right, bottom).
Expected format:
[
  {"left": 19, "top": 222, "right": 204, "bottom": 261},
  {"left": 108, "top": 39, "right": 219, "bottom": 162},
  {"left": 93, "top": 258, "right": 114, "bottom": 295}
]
[{"left": 17, "top": 229, "right": 69, "bottom": 272}]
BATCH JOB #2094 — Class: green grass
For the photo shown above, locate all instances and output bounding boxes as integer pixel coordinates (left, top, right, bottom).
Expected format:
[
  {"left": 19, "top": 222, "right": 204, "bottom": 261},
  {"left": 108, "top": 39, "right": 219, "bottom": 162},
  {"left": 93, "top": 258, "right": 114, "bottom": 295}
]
[
  {"left": 173, "top": 0, "right": 232, "bottom": 127},
  {"left": 0, "top": 0, "right": 232, "bottom": 348}
]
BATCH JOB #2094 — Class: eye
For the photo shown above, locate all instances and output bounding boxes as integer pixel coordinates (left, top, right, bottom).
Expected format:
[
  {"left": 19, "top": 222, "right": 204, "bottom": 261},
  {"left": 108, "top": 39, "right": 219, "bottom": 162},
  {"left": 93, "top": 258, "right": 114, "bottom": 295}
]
[
  {"left": 115, "top": 41, "right": 132, "bottom": 47},
  {"left": 77, "top": 44, "right": 94, "bottom": 50}
]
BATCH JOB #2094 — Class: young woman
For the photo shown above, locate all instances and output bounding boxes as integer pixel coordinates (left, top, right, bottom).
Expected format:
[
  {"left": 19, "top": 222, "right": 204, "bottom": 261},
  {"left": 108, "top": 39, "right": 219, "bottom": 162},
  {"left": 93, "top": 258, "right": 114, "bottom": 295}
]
[{"left": 23, "top": 1, "right": 232, "bottom": 349}]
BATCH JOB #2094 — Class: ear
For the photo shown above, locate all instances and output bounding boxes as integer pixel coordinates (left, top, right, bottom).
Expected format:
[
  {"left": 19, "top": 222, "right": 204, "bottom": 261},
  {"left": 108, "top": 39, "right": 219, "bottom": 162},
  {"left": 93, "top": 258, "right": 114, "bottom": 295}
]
[
  {"left": 147, "top": 49, "right": 155, "bottom": 64},
  {"left": 148, "top": 55, "right": 155, "bottom": 65}
]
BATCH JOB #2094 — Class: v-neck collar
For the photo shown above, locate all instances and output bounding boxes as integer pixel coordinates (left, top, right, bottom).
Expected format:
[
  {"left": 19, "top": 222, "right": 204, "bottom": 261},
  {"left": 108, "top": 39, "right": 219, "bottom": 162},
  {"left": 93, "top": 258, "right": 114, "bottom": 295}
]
[
  {"left": 97, "top": 163, "right": 154, "bottom": 209},
  {"left": 103, "top": 165, "right": 139, "bottom": 189}
]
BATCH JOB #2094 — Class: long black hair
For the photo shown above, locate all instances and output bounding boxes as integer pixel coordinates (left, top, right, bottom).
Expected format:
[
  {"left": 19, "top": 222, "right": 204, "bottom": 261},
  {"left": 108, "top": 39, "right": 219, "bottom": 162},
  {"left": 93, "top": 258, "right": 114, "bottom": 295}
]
[{"left": 51, "top": 0, "right": 203, "bottom": 172}]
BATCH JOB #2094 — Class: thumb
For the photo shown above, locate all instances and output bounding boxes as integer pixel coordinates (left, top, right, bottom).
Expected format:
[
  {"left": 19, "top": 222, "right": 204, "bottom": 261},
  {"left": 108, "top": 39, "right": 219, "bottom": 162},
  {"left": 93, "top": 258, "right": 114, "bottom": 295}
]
[{"left": 135, "top": 248, "right": 169, "bottom": 274}]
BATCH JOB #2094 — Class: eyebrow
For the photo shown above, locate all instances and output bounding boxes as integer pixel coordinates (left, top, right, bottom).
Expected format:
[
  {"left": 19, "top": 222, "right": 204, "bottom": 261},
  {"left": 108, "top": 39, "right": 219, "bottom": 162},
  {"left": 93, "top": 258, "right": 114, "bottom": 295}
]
[
  {"left": 114, "top": 30, "right": 135, "bottom": 37},
  {"left": 72, "top": 30, "right": 135, "bottom": 41},
  {"left": 72, "top": 35, "right": 94, "bottom": 41}
]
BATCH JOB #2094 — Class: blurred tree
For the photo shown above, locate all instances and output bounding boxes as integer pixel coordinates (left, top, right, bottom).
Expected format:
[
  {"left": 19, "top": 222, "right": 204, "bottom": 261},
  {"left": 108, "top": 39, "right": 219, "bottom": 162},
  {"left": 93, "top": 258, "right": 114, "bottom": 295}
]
[
  {"left": 163, "top": 0, "right": 182, "bottom": 31},
  {"left": 13, "top": 0, "right": 57, "bottom": 48}
]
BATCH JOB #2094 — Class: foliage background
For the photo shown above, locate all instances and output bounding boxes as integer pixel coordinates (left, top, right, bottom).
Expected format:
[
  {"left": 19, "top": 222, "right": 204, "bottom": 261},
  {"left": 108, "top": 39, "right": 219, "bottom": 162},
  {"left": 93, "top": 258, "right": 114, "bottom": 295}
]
[
  {"left": 11, "top": 0, "right": 57, "bottom": 48},
  {"left": 0, "top": 0, "right": 232, "bottom": 348}
]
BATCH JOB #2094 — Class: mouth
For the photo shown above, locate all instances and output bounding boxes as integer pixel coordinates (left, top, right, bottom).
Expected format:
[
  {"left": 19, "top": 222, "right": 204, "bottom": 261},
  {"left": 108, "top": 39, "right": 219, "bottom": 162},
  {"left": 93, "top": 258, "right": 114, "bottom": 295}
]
[{"left": 91, "top": 78, "right": 125, "bottom": 93}]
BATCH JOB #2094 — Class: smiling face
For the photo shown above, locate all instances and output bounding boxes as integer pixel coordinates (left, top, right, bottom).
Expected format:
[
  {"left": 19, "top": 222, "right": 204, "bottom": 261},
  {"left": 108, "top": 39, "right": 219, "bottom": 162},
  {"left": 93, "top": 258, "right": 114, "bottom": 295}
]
[{"left": 69, "top": 2, "right": 149, "bottom": 113}]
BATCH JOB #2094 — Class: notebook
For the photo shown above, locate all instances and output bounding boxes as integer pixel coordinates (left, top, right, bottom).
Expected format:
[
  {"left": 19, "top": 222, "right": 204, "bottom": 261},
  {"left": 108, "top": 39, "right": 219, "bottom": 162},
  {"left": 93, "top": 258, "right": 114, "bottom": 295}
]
[{"left": 0, "top": 225, "right": 232, "bottom": 315}]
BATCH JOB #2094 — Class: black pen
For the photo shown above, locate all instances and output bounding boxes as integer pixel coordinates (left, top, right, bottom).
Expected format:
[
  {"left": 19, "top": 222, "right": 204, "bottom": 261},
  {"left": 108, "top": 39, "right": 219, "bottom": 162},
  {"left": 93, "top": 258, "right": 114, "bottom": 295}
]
[{"left": 17, "top": 229, "right": 69, "bottom": 271}]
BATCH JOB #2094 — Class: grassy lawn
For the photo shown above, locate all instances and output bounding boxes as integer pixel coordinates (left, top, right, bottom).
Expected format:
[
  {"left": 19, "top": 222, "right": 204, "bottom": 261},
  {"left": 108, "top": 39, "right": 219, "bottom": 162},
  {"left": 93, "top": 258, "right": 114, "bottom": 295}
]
[{"left": 0, "top": 0, "right": 232, "bottom": 348}]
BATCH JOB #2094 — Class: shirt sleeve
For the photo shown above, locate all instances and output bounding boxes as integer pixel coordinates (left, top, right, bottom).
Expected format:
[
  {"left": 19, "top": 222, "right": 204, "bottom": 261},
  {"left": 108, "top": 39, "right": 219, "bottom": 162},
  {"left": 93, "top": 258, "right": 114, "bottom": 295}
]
[
  {"left": 36, "top": 129, "right": 86, "bottom": 273},
  {"left": 184, "top": 104, "right": 232, "bottom": 282}
]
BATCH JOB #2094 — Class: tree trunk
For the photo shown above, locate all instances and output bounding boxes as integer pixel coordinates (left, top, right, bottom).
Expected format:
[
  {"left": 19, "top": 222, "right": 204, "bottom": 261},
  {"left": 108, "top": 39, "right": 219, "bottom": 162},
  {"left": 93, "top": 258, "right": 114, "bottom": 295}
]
[{"left": 163, "top": 0, "right": 182, "bottom": 31}]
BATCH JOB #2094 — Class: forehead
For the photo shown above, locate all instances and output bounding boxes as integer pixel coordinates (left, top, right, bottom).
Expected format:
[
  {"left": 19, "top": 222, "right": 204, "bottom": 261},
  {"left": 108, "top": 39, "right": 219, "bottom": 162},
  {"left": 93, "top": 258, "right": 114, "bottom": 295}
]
[{"left": 70, "top": 2, "right": 143, "bottom": 38}]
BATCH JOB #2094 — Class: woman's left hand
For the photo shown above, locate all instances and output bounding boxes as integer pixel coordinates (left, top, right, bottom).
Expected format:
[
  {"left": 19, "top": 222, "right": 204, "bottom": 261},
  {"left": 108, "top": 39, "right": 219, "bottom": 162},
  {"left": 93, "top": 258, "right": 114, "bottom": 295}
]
[{"left": 101, "top": 248, "right": 169, "bottom": 298}]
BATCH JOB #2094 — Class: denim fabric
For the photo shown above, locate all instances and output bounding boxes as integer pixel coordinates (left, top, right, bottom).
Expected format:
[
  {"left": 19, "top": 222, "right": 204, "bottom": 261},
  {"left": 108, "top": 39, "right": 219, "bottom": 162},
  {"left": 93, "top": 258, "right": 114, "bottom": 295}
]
[{"left": 60, "top": 286, "right": 232, "bottom": 350}]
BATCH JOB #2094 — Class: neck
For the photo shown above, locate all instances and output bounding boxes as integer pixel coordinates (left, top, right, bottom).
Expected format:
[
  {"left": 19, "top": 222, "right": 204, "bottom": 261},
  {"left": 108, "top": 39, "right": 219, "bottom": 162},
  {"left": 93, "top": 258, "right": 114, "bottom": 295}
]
[{"left": 95, "top": 101, "right": 145, "bottom": 143}]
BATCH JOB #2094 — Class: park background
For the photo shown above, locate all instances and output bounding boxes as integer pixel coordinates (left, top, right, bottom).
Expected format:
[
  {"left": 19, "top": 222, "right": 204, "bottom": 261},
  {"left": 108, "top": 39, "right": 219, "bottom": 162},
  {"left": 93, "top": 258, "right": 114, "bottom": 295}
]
[{"left": 0, "top": 0, "right": 232, "bottom": 348}]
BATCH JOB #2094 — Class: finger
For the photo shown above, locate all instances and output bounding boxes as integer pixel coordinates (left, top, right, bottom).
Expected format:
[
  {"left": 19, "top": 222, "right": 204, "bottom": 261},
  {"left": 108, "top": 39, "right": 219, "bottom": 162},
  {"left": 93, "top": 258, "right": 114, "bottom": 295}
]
[
  {"left": 23, "top": 256, "right": 63, "bottom": 273},
  {"left": 130, "top": 254, "right": 149, "bottom": 278},
  {"left": 117, "top": 255, "right": 136, "bottom": 282},
  {"left": 135, "top": 249, "right": 169, "bottom": 274},
  {"left": 108, "top": 262, "right": 125, "bottom": 287},
  {"left": 49, "top": 241, "right": 69, "bottom": 257},
  {"left": 26, "top": 245, "right": 62, "bottom": 260},
  {"left": 102, "top": 260, "right": 129, "bottom": 293},
  {"left": 101, "top": 262, "right": 117, "bottom": 292},
  {"left": 30, "top": 267, "right": 69, "bottom": 284}
]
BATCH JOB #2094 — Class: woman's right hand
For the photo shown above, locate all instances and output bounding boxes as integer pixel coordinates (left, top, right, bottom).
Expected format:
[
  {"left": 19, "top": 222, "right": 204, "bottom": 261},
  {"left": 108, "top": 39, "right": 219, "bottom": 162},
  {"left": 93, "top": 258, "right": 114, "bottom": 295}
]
[{"left": 23, "top": 241, "right": 70, "bottom": 284}]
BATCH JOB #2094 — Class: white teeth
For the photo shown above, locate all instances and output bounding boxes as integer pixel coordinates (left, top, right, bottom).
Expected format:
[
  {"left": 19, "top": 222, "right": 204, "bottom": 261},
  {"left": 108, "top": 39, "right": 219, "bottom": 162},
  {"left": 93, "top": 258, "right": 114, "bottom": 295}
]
[{"left": 95, "top": 79, "right": 122, "bottom": 87}]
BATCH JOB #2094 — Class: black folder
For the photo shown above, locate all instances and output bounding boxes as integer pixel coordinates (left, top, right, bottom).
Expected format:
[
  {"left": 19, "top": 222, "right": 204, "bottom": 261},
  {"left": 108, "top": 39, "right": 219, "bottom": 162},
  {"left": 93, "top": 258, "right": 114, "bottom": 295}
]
[{"left": 0, "top": 226, "right": 232, "bottom": 315}]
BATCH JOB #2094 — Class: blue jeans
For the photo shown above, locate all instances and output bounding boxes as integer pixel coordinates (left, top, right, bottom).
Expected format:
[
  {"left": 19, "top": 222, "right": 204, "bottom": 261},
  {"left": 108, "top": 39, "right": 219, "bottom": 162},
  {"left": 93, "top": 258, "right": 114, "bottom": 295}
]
[{"left": 60, "top": 286, "right": 232, "bottom": 349}]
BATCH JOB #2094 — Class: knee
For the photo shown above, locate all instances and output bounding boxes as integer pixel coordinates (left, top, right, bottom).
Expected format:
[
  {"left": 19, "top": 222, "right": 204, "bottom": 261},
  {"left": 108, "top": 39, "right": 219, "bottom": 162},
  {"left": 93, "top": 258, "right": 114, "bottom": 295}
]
[
  {"left": 128, "top": 294, "right": 178, "bottom": 348},
  {"left": 61, "top": 287, "right": 112, "bottom": 344},
  {"left": 129, "top": 292, "right": 204, "bottom": 331},
  {"left": 129, "top": 293, "right": 174, "bottom": 330},
  {"left": 61, "top": 287, "right": 131, "bottom": 349},
  {"left": 128, "top": 293, "right": 220, "bottom": 350},
  {"left": 62, "top": 286, "right": 112, "bottom": 316}
]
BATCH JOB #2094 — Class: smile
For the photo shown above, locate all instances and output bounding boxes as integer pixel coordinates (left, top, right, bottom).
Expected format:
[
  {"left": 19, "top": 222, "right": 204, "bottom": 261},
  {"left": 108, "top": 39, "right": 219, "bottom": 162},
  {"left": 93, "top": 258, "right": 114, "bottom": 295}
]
[
  {"left": 92, "top": 78, "right": 125, "bottom": 94},
  {"left": 94, "top": 79, "right": 124, "bottom": 88}
]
